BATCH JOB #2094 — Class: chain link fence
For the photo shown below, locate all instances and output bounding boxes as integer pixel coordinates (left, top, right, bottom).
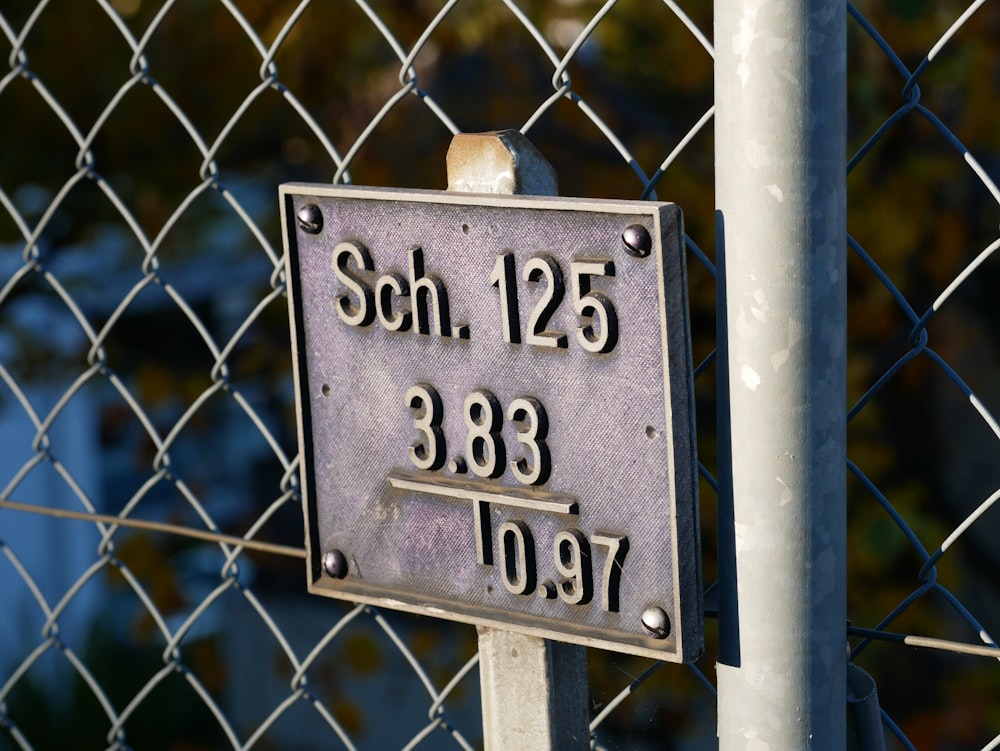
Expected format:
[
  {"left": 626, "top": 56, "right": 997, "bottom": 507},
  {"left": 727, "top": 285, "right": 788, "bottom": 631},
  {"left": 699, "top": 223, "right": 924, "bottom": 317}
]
[
  {"left": 844, "top": 2, "right": 1000, "bottom": 747},
  {"left": 0, "top": 0, "right": 997, "bottom": 749}
]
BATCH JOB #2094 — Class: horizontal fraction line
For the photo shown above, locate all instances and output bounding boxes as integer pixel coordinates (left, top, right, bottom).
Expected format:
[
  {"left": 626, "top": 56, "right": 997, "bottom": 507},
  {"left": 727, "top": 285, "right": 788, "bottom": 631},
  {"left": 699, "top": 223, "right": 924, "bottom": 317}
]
[{"left": 386, "top": 471, "right": 578, "bottom": 514}]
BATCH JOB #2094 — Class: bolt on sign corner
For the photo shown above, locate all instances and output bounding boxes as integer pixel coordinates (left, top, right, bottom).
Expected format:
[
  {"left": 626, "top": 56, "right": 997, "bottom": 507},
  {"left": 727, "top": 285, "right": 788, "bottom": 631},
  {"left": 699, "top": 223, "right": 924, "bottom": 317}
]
[{"left": 281, "top": 184, "right": 702, "bottom": 661}]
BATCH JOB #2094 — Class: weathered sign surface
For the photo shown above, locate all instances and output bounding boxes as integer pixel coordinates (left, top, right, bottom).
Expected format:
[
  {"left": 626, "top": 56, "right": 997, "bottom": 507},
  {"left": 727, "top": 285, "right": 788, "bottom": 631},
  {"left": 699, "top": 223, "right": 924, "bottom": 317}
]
[{"left": 282, "top": 184, "right": 701, "bottom": 661}]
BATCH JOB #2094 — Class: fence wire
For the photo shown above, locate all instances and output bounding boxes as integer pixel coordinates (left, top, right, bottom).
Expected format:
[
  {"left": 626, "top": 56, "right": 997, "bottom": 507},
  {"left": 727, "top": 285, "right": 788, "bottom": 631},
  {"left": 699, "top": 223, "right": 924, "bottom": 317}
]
[
  {"left": 843, "top": 2, "right": 1000, "bottom": 748},
  {"left": 0, "top": 0, "right": 997, "bottom": 749}
]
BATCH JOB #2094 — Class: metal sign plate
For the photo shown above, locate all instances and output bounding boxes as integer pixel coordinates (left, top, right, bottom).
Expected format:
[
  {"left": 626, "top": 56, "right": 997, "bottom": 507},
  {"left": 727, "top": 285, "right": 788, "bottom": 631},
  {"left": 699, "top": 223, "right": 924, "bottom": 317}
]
[{"left": 281, "top": 184, "right": 701, "bottom": 661}]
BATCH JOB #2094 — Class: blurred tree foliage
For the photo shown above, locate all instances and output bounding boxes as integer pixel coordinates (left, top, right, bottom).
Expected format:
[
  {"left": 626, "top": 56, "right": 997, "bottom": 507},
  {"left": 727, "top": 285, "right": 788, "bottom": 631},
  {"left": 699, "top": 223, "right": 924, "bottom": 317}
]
[{"left": 1, "top": 0, "right": 999, "bottom": 748}]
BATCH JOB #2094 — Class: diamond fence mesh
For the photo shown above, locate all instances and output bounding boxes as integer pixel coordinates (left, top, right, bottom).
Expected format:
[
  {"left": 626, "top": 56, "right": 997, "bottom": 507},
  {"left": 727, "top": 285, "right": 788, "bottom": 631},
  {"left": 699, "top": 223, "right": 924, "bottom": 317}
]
[
  {"left": 844, "top": 2, "right": 1000, "bottom": 748},
  {"left": 0, "top": 1, "right": 996, "bottom": 749}
]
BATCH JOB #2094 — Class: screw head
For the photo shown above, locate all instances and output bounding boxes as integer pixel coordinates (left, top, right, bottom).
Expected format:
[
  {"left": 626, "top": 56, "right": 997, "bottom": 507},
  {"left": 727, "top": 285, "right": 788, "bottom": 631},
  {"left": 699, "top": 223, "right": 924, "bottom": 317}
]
[
  {"left": 322, "top": 549, "right": 348, "bottom": 579},
  {"left": 297, "top": 204, "right": 323, "bottom": 234},
  {"left": 622, "top": 224, "right": 652, "bottom": 258},
  {"left": 640, "top": 606, "right": 670, "bottom": 639}
]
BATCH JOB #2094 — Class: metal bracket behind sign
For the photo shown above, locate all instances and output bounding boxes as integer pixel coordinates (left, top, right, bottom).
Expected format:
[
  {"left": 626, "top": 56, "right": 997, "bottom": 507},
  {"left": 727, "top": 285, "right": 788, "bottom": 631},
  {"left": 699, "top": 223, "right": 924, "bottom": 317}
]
[{"left": 282, "top": 184, "right": 702, "bottom": 662}]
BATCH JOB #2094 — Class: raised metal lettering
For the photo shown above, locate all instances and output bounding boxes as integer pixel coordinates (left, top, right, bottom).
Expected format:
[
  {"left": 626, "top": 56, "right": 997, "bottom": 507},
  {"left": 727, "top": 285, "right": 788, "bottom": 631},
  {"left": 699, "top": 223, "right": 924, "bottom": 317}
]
[
  {"left": 489, "top": 252, "right": 520, "bottom": 343},
  {"left": 523, "top": 255, "right": 568, "bottom": 349},
  {"left": 499, "top": 520, "right": 536, "bottom": 596},
  {"left": 592, "top": 532, "right": 629, "bottom": 612},
  {"left": 375, "top": 271, "right": 411, "bottom": 332},
  {"left": 409, "top": 245, "right": 453, "bottom": 337},
  {"left": 406, "top": 384, "right": 445, "bottom": 471},
  {"left": 332, "top": 240, "right": 375, "bottom": 327},
  {"left": 570, "top": 259, "right": 618, "bottom": 353},
  {"left": 507, "top": 397, "right": 551, "bottom": 485},
  {"left": 473, "top": 499, "right": 492, "bottom": 566},
  {"left": 553, "top": 529, "right": 593, "bottom": 605},
  {"left": 464, "top": 389, "right": 505, "bottom": 479}
]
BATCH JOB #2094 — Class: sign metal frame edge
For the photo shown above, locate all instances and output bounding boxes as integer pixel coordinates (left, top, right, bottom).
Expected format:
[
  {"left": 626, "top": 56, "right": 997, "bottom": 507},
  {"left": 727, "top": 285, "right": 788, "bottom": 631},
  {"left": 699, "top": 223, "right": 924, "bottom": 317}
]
[{"left": 280, "top": 183, "right": 702, "bottom": 662}]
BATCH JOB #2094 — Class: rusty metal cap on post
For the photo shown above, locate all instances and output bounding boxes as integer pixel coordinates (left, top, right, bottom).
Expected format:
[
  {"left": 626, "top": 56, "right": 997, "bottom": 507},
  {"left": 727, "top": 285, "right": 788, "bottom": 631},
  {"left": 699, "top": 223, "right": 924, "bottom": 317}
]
[{"left": 446, "top": 130, "right": 558, "bottom": 197}]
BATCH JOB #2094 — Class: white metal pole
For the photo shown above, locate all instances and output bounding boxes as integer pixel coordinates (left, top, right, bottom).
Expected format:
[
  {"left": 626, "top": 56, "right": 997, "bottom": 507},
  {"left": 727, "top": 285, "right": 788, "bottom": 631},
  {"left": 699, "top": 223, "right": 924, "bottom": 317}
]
[
  {"left": 447, "top": 130, "right": 590, "bottom": 751},
  {"left": 714, "top": 1, "right": 847, "bottom": 748}
]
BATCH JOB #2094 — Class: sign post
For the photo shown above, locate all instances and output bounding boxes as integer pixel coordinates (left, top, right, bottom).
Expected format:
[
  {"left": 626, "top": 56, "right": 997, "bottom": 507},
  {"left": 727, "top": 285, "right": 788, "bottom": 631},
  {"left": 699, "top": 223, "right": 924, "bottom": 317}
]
[
  {"left": 281, "top": 130, "right": 702, "bottom": 748},
  {"left": 447, "top": 131, "right": 589, "bottom": 751}
]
